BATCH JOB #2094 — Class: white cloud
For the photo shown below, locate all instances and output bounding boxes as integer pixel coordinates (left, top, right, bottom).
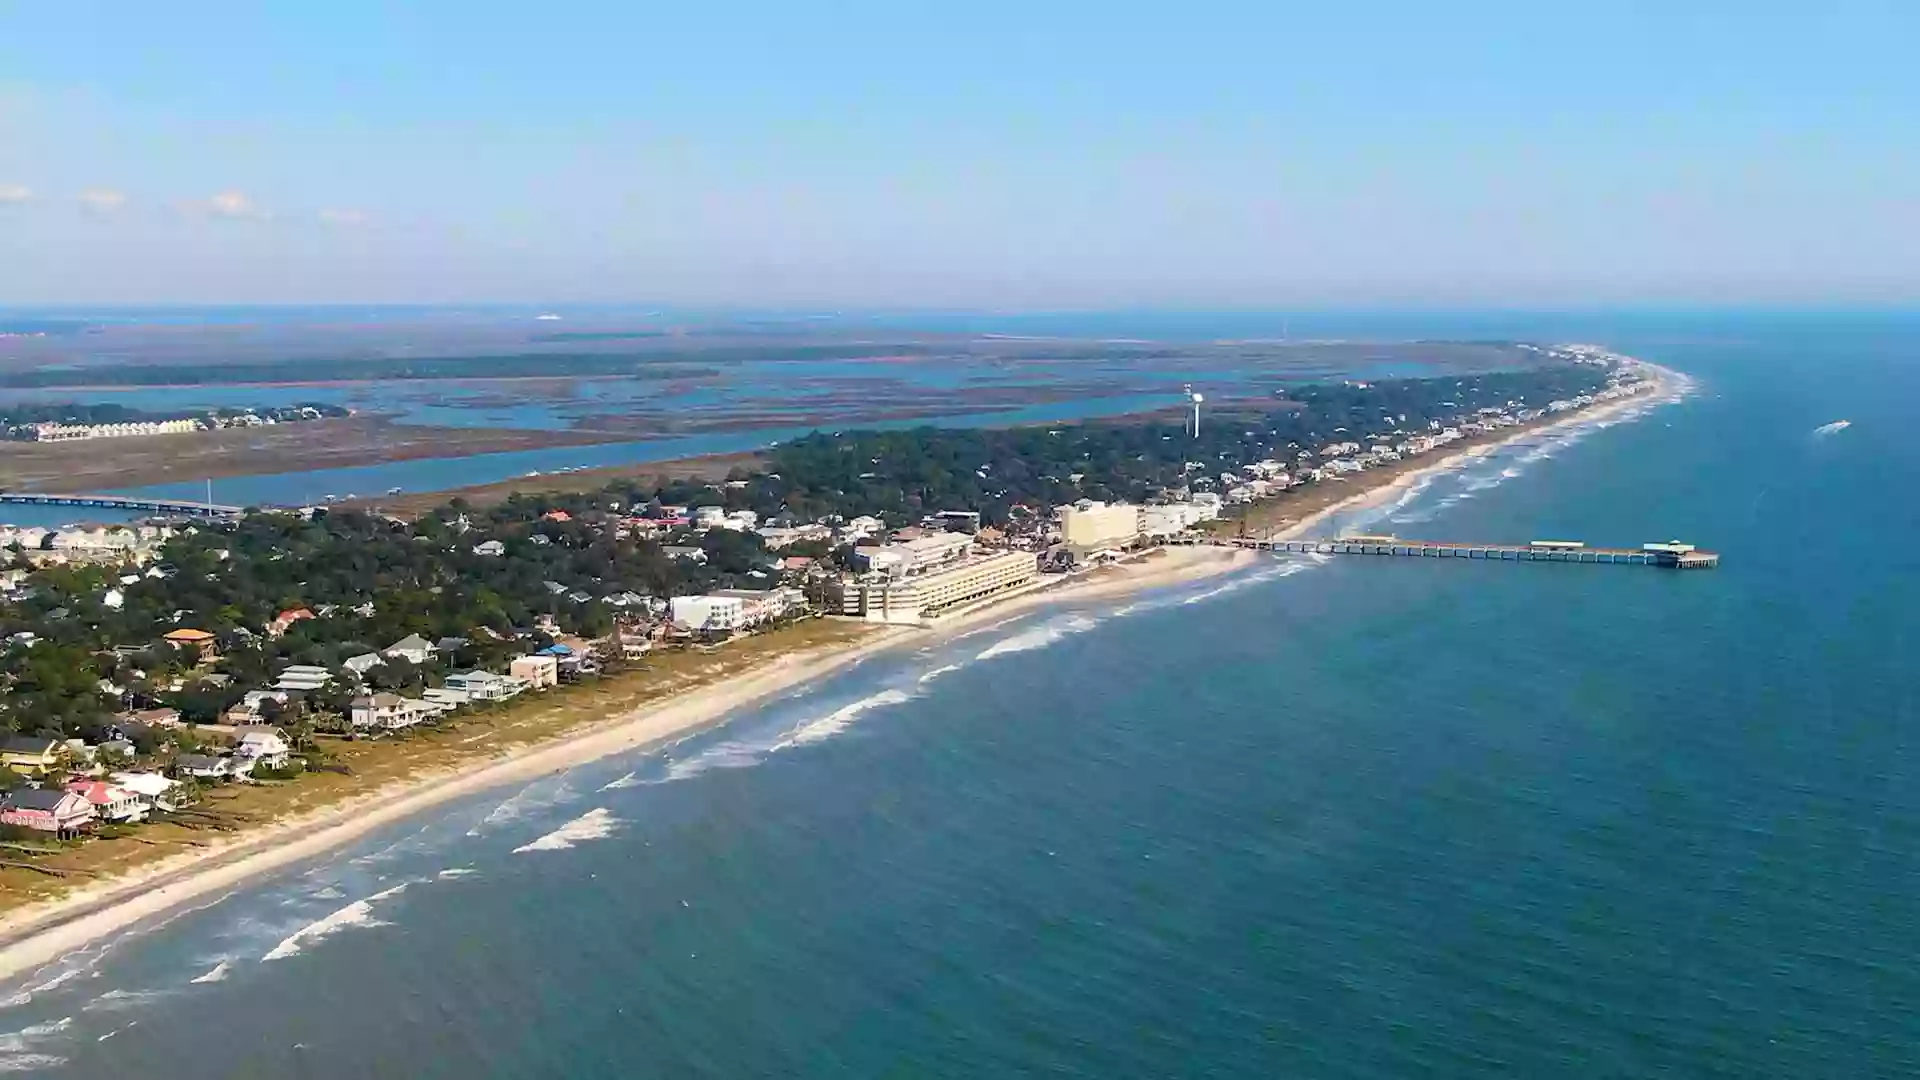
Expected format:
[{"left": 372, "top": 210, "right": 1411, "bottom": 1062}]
[
  {"left": 190, "top": 190, "right": 268, "bottom": 220},
  {"left": 77, "top": 188, "right": 127, "bottom": 213},
  {"left": 0, "top": 184, "right": 30, "bottom": 204},
  {"left": 208, "top": 190, "right": 258, "bottom": 218},
  {"left": 318, "top": 207, "right": 368, "bottom": 226}
]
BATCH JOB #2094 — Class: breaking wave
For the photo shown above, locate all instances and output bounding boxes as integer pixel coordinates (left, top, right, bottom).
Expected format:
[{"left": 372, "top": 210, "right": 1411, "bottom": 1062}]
[
  {"left": 653, "top": 740, "right": 770, "bottom": 783},
  {"left": 0, "top": 1015, "right": 71, "bottom": 1072},
  {"left": 468, "top": 778, "right": 575, "bottom": 836},
  {"left": 188, "top": 959, "right": 233, "bottom": 984},
  {"left": 976, "top": 612, "right": 1106, "bottom": 659},
  {"left": 600, "top": 771, "right": 641, "bottom": 790},
  {"left": 82, "top": 988, "right": 170, "bottom": 1013},
  {"left": 513, "top": 808, "right": 621, "bottom": 853},
  {"left": 261, "top": 883, "right": 408, "bottom": 961},
  {"left": 1179, "top": 560, "right": 1315, "bottom": 605},
  {"left": 777, "top": 688, "right": 914, "bottom": 748}
]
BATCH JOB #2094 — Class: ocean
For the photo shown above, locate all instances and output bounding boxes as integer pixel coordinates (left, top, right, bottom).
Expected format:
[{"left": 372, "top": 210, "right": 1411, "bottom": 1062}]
[{"left": 3, "top": 312, "right": 1917, "bottom": 1077}]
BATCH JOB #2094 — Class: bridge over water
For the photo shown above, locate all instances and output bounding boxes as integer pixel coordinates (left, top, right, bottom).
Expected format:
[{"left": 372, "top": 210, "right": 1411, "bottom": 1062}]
[{"left": 0, "top": 492, "right": 245, "bottom": 519}]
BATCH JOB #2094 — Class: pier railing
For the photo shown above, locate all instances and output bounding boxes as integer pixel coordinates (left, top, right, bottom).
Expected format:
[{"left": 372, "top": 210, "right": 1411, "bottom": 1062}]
[{"left": 1172, "top": 534, "right": 1718, "bottom": 568}]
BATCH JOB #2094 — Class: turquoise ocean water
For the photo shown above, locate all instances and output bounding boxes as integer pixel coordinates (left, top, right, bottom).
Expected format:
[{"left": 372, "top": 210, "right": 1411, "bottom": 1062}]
[{"left": 2, "top": 312, "right": 1917, "bottom": 1076}]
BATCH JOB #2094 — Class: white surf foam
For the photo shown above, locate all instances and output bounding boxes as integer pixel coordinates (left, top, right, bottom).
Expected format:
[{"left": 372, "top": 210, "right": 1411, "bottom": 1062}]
[
  {"left": 653, "top": 740, "right": 768, "bottom": 783},
  {"left": 0, "top": 1016, "right": 71, "bottom": 1070},
  {"left": 976, "top": 612, "right": 1105, "bottom": 660},
  {"left": 3, "top": 965, "right": 94, "bottom": 1010},
  {"left": 0, "top": 1017, "right": 70, "bottom": 1047},
  {"left": 513, "top": 808, "right": 621, "bottom": 853},
  {"left": 917, "top": 663, "right": 964, "bottom": 685},
  {"left": 1179, "top": 560, "right": 1313, "bottom": 605},
  {"left": 435, "top": 867, "right": 478, "bottom": 880},
  {"left": 261, "top": 883, "right": 408, "bottom": 961},
  {"left": 468, "top": 778, "right": 574, "bottom": 835},
  {"left": 599, "top": 771, "right": 641, "bottom": 790},
  {"left": 83, "top": 988, "right": 170, "bottom": 1013},
  {"left": 188, "top": 960, "right": 232, "bottom": 985},
  {"left": 777, "top": 688, "right": 914, "bottom": 749}
]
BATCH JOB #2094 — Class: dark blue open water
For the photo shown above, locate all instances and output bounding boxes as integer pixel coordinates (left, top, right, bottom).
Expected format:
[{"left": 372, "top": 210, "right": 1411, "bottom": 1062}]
[{"left": 2, "top": 313, "right": 1916, "bottom": 1077}]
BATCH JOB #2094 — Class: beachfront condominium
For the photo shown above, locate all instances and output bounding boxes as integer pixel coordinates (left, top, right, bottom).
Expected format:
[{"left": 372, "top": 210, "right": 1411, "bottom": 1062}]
[
  {"left": 827, "top": 548, "right": 1039, "bottom": 624},
  {"left": 1059, "top": 501, "right": 1142, "bottom": 553}
]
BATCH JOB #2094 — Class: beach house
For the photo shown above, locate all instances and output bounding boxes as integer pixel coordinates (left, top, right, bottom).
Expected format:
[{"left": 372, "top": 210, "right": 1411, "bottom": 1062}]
[
  {"left": 509, "top": 655, "right": 560, "bottom": 691},
  {"left": 273, "top": 665, "right": 333, "bottom": 693},
  {"left": 421, "top": 686, "right": 471, "bottom": 711},
  {"left": 349, "top": 693, "right": 413, "bottom": 731},
  {"left": 343, "top": 652, "right": 385, "bottom": 677},
  {"left": 173, "top": 754, "right": 233, "bottom": 780},
  {"left": 65, "top": 779, "right": 148, "bottom": 824},
  {"left": 0, "top": 735, "right": 64, "bottom": 776},
  {"left": 384, "top": 634, "right": 437, "bottom": 666},
  {"left": 110, "top": 771, "right": 183, "bottom": 813},
  {"left": 235, "top": 730, "right": 293, "bottom": 769},
  {"left": 267, "top": 607, "right": 315, "bottom": 638},
  {"left": 0, "top": 788, "right": 96, "bottom": 836},
  {"left": 443, "top": 671, "right": 523, "bottom": 702},
  {"left": 162, "top": 627, "right": 219, "bottom": 662}
]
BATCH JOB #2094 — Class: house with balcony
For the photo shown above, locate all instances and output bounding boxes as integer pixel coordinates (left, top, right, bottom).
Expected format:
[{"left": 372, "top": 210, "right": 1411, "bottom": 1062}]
[
  {"left": 0, "top": 735, "right": 64, "bottom": 776},
  {"left": 443, "top": 671, "right": 525, "bottom": 702},
  {"left": 1, "top": 789, "right": 96, "bottom": 836},
  {"left": 65, "top": 779, "right": 148, "bottom": 824}
]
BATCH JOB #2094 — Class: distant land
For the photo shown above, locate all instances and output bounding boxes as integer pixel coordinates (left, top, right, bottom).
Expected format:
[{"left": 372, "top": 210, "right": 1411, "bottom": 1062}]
[{"left": 0, "top": 315, "right": 1577, "bottom": 499}]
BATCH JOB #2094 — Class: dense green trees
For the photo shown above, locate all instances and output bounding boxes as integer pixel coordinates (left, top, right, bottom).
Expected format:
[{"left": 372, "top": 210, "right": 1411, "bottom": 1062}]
[{"left": 0, "top": 364, "right": 1610, "bottom": 740}]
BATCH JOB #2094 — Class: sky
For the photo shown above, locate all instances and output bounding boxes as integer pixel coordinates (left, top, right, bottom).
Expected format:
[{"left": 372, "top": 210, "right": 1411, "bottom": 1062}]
[{"left": 2, "top": 1, "right": 1917, "bottom": 308}]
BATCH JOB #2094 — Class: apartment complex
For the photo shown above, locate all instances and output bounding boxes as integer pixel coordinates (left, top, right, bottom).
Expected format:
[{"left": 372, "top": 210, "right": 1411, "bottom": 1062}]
[
  {"left": 827, "top": 547, "right": 1038, "bottom": 624},
  {"left": 669, "top": 587, "right": 803, "bottom": 632},
  {"left": 1059, "top": 501, "right": 1141, "bottom": 552},
  {"left": 852, "top": 532, "right": 971, "bottom": 577}
]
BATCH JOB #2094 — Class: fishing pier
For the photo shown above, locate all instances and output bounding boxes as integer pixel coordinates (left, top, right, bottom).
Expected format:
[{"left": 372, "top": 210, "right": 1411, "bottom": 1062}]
[{"left": 1193, "top": 533, "right": 1719, "bottom": 568}]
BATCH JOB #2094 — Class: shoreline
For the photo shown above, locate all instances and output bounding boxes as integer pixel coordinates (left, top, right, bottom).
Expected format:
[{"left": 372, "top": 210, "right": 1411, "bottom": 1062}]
[
  {"left": 1235, "top": 360, "right": 1686, "bottom": 542},
  {"left": 0, "top": 545, "right": 1251, "bottom": 984},
  {"left": 0, "top": 361, "right": 1685, "bottom": 984}
]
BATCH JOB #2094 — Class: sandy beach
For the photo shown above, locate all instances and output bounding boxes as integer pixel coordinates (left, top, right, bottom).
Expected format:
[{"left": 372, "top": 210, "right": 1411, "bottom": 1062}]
[
  {"left": 0, "top": 361, "right": 1684, "bottom": 984},
  {"left": 0, "top": 545, "right": 1249, "bottom": 982}
]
